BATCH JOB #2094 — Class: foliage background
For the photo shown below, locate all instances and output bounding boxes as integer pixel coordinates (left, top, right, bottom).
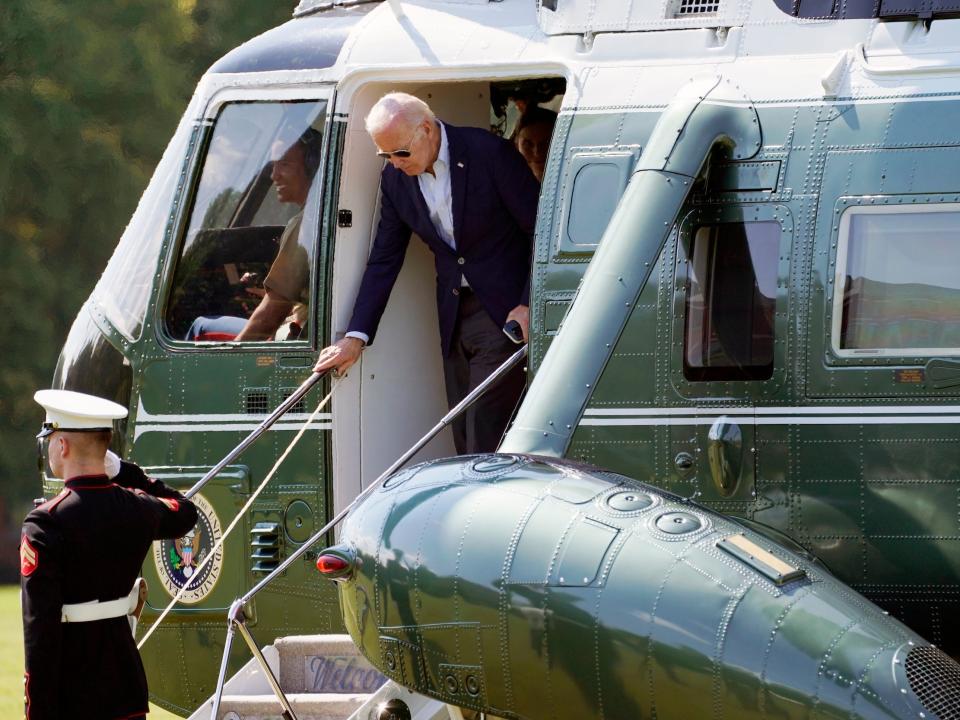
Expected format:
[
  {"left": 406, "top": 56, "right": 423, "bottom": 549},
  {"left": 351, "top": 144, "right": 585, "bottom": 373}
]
[{"left": 0, "top": 0, "right": 292, "bottom": 580}]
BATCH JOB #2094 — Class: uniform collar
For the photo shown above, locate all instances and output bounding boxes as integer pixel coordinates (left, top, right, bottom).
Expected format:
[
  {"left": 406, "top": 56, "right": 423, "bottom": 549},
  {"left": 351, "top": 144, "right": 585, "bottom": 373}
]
[{"left": 64, "top": 474, "right": 112, "bottom": 489}]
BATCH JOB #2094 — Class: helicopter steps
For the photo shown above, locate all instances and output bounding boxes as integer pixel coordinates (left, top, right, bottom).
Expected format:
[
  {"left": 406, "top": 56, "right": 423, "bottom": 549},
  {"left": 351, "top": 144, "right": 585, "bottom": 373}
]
[{"left": 186, "top": 634, "right": 457, "bottom": 720}]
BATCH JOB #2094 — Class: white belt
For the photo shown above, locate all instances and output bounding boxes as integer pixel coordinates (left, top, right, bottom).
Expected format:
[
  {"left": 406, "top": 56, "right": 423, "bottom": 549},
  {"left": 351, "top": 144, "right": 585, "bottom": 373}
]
[{"left": 61, "top": 578, "right": 147, "bottom": 635}]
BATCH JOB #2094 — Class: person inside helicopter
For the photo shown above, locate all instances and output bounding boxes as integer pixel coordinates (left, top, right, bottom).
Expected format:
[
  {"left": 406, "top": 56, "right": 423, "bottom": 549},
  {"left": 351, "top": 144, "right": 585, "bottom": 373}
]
[
  {"left": 184, "top": 128, "right": 321, "bottom": 342},
  {"left": 512, "top": 106, "right": 557, "bottom": 183}
]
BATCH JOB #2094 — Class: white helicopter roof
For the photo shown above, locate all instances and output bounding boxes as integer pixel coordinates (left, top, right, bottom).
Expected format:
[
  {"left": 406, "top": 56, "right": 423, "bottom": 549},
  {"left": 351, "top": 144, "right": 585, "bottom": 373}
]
[{"left": 196, "top": 0, "right": 960, "bottom": 114}]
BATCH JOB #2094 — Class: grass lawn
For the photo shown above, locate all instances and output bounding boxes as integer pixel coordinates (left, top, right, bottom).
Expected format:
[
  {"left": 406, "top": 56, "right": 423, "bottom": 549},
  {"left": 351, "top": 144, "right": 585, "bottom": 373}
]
[{"left": 2, "top": 585, "right": 184, "bottom": 719}]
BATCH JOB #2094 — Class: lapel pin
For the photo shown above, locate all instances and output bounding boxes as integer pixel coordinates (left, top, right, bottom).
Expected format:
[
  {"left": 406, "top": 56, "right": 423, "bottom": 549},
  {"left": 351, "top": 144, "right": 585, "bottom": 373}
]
[{"left": 457, "top": 162, "right": 464, "bottom": 168}]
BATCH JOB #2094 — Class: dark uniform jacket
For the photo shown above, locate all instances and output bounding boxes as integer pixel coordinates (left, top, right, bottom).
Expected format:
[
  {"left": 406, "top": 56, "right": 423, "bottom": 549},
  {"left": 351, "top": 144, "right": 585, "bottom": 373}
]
[
  {"left": 20, "top": 462, "right": 197, "bottom": 720},
  {"left": 347, "top": 122, "right": 540, "bottom": 356}
]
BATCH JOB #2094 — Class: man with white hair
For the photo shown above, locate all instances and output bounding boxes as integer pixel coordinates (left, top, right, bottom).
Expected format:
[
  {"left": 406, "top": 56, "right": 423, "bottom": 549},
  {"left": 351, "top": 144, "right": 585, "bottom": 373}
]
[{"left": 314, "top": 92, "right": 541, "bottom": 454}]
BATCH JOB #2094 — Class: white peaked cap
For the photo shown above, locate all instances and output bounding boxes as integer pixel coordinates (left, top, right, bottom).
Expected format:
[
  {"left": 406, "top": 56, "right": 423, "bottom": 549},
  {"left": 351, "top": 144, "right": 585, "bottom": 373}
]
[{"left": 34, "top": 389, "right": 128, "bottom": 433}]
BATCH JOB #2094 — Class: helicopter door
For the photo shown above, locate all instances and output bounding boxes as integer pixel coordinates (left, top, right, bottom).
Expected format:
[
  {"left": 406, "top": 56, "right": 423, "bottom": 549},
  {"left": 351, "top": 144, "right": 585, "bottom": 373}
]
[
  {"left": 669, "top": 205, "right": 792, "bottom": 511},
  {"left": 133, "top": 88, "right": 335, "bottom": 622}
]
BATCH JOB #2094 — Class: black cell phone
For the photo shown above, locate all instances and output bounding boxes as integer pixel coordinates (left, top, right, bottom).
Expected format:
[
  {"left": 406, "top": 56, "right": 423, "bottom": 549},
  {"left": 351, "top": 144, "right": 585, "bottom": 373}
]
[{"left": 502, "top": 319, "right": 524, "bottom": 344}]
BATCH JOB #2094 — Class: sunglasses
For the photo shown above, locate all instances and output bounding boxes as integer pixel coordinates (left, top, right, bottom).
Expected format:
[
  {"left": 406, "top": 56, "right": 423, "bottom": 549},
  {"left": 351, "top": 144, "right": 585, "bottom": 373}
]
[
  {"left": 375, "top": 125, "right": 422, "bottom": 160},
  {"left": 376, "top": 148, "right": 412, "bottom": 160}
]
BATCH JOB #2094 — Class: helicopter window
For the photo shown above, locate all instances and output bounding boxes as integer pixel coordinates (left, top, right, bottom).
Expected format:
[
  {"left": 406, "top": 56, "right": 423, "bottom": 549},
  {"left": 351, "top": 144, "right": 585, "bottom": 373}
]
[
  {"left": 683, "top": 221, "right": 779, "bottom": 381},
  {"left": 835, "top": 207, "right": 960, "bottom": 356},
  {"left": 90, "top": 112, "right": 197, "bottom": 341},
  {"left": 557, "top": 151, "right": 637, "bottom": 255},
  {"left": 164, "top": 100, "right": 326, "bottom": 343}
]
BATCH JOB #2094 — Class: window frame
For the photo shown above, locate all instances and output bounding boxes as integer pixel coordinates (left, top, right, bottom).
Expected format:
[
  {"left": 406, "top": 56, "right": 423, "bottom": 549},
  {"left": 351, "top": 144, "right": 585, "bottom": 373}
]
[
  {"left": 90, "top": 101, "right": 202, "bottom": 344},
  {"left": 156, "top": 85, "right": 335, "bottom": 352},
  {"left": 671, "top": 203, "right": 792, "bottom": 399},
  {"left": 830, "top": 200, "right": 960, "bottom": 360},
  {"left": 555, "top": 146, "right": 640, "bottom": 258}
]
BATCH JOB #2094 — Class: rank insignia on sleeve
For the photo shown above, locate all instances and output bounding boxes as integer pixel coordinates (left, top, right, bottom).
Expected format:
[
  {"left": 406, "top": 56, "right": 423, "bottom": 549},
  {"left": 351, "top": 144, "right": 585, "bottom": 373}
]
[
  {"left": 20, "top": 536, "right": 38, "bottom": 577},
  {"left": 159, "top": 497, "right": 180, "bottom": 512}
]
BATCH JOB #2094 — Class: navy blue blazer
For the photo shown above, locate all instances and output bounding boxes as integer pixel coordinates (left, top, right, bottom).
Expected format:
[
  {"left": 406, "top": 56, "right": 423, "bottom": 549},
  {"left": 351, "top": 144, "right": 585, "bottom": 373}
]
[{"left": 347, "top": 123, "right": 540, "bottom": 356}]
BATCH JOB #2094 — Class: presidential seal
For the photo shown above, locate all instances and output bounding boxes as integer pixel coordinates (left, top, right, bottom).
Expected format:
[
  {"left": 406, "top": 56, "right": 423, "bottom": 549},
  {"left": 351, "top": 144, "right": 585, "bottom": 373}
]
[{"left": 153, "top": 493, "right": 223, "bottom": 604}]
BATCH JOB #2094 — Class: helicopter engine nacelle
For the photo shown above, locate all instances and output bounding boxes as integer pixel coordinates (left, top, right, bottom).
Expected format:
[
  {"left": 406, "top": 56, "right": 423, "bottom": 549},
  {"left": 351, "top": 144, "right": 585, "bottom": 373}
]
[{"left": 326, "top": 454, "right": 960, "bottom": 720}]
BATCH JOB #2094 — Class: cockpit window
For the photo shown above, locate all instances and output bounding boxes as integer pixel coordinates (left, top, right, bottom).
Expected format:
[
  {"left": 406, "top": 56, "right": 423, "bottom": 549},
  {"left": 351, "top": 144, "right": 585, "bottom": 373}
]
[
  {"left": 833, "top": 206, "right": 960, "bottom": 356},
  {"left": 683, "top": 221, "right": 779, "bottom": 381},
  {"left": 90, "top": 102, "right": 199, "bottom": 341},
  {"left": 164, "top": 100, "right": 326, "bottom": 343}
]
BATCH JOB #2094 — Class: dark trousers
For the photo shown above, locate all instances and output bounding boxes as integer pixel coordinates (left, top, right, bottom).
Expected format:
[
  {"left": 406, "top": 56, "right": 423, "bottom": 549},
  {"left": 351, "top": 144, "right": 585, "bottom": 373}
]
[{"left": 443, "top": 289, "right": 525, "bottom": 454}]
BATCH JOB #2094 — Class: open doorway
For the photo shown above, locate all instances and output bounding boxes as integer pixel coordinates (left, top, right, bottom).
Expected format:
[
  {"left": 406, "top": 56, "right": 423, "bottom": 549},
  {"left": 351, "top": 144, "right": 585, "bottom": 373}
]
[{"left": 329, "top": 76, "right": 566, "bottom": 516}]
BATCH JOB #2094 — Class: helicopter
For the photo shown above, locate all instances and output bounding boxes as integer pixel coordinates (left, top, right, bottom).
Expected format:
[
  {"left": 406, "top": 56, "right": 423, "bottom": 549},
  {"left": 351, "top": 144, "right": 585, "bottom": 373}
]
[{"left": 48, "top": 0, "right": 960, "bottom": 717}]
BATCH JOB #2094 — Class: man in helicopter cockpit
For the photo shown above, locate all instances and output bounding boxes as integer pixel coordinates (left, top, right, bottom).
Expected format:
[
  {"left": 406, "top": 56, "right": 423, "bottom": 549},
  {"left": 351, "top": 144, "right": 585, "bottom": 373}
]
[{"left": 185, "top": 129, "right": 321, "bottom": 342}]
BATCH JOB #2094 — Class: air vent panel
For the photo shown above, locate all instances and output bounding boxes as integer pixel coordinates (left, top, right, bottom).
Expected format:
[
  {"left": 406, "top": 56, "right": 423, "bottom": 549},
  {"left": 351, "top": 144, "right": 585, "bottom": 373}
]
[
  {"left": 905, "top": 645, "right": 960, "bottom": 720},
  {"left": 250, "top": 522, "right": 282, "bottom": 574},
  {"left": 668, "top": 0, "right": 721, "bottom": 16},
  {"left": 280, "top": 388, "right": 306, "bottom": 414},
  {"left": 245, "top": 389, "right": 269, "bottom": 414}
]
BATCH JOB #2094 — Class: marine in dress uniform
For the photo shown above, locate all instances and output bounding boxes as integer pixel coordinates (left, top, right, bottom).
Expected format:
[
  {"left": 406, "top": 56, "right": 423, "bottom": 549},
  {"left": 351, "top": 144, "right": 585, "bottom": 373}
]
[{"left": 21, "top": 390, "right": 198, "bottom": 720}]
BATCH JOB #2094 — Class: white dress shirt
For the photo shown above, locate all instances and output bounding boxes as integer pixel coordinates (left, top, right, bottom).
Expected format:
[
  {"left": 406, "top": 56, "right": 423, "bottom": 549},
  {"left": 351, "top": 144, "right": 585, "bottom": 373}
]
[{"left": 417, "top": 122, "right": 456, "bottom": 251}]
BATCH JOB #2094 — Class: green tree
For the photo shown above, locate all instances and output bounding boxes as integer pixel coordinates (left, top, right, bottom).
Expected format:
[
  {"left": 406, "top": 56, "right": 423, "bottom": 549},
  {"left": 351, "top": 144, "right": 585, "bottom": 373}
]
[{"left": 0, "top": 0, "right": 290, "bottom": 580}]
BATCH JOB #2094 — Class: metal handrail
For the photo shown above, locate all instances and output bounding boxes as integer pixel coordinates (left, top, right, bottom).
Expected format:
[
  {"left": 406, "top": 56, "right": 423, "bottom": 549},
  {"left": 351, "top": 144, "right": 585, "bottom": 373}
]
[{"left": 208, "top": 344, "right": 528, "bottom": 719}]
